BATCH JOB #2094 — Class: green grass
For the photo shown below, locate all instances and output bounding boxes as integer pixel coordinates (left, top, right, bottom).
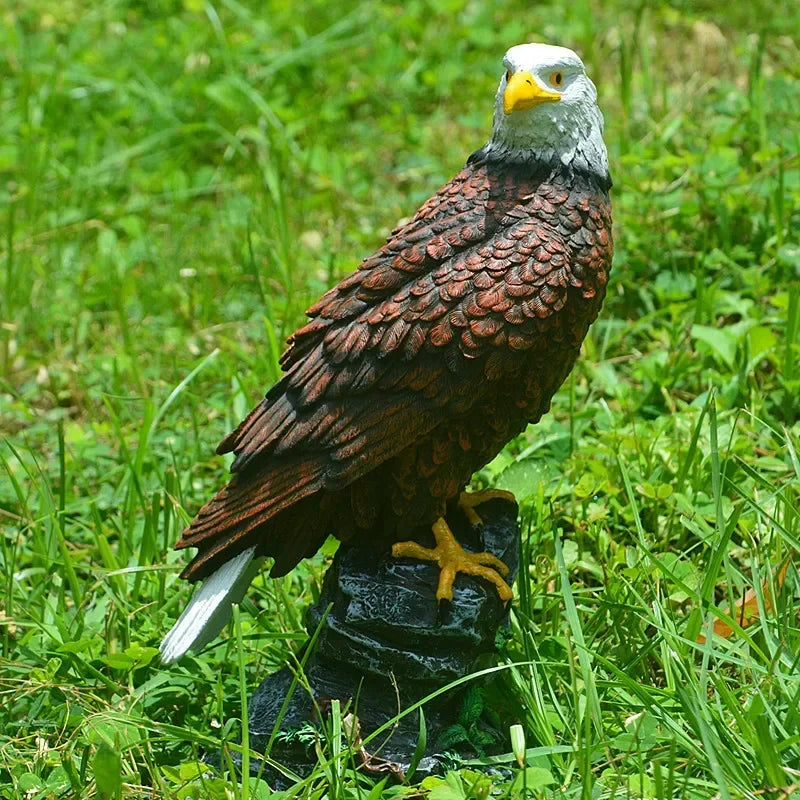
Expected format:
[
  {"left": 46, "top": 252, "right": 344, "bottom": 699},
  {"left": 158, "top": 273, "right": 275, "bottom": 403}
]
[{"left": 2, "top": 0, "right": 800, "bottom": 797}]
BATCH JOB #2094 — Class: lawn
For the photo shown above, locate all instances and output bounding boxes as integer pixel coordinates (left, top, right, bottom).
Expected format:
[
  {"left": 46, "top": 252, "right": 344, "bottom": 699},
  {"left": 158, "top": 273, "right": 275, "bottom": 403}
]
[{"left": 2, "top": 0, "right": 799, "bottom": 798}]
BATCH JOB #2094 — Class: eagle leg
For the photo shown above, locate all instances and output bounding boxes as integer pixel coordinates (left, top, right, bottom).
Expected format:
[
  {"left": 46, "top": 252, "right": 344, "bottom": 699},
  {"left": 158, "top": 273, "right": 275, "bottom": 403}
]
[
  {"left": 392, "top": 517, "right": 513, "bottom": 603},
  {"left": 458, "top": 489, "right": 517, "bottom": 527}
]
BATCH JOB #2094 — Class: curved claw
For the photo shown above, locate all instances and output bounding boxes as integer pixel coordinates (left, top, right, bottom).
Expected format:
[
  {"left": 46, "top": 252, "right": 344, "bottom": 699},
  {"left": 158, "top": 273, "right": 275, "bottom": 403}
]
[
  {"left": 448, "top": 560, "right": 514, "bottom": 602},
  {"left": 458, "top": 489, "right": 517, "bottom": 527},
  {"left": 392, "top": 516, "right": 513, "bottom": 603}
]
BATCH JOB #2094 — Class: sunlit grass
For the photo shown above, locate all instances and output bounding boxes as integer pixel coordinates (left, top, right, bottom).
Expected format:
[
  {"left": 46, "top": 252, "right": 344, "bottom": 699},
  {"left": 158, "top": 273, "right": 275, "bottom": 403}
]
[{"left": 2, "top": 1, "right": 799, "bottom": 798}]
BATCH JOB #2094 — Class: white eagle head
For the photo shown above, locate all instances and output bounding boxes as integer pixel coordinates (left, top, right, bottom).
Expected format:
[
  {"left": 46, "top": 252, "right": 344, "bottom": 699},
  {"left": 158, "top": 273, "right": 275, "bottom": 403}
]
[{"left": 488, "top": 43, "right": 609, "bottom": 177}]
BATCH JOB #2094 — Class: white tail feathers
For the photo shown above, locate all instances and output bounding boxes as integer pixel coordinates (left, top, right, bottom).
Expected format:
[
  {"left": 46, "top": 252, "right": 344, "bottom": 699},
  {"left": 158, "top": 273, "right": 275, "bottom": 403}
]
[{"left": 160, "top": 546, "right": 263, "bottom": 664}]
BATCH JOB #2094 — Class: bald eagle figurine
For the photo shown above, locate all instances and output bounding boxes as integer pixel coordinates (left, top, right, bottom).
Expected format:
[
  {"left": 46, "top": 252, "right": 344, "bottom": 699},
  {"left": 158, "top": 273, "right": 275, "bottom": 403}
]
[{"left": 160, "top": 43, "right": 612, "bottom": 663}]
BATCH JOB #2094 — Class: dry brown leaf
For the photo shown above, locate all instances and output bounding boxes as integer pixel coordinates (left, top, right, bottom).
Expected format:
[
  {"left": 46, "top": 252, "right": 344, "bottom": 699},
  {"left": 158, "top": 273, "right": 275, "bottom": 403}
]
[{"left": 697, "top": 553, "right": 794, "bottom": 644}]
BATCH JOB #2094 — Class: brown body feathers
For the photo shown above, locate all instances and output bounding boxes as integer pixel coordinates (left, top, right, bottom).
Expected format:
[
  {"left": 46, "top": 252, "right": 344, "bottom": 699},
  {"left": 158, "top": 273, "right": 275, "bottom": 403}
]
[{"left": 175, "top": 152, "right": 613, "bottom": 581}]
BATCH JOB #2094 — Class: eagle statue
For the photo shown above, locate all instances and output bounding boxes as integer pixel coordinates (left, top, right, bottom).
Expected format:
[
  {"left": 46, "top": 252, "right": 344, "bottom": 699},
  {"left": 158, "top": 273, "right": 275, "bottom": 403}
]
[{"left": 160, "top": 43, "right": 612, "bottom": 663}]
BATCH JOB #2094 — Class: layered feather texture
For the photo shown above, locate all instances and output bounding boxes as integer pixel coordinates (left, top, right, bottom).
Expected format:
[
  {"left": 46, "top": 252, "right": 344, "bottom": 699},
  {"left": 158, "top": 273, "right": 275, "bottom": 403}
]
[{"left": 174, "top": 157, "right": 612, "bottom": 589}]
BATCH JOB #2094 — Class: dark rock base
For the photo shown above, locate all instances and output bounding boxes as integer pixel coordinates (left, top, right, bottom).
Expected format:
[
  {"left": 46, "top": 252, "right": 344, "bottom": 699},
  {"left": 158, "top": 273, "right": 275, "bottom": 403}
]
[{"left": 239, "top": 498, "right": 519, "bottom": 785}]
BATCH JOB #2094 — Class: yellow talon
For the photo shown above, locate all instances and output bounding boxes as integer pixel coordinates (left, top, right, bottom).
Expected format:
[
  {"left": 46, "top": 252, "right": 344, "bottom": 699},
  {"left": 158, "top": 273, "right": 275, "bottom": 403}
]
[
  {"left": 458, "top": 489, "right": 517, "bottom": 527},
  {"left": 392, "top": 516, "right": 513, "bottom": 604}
]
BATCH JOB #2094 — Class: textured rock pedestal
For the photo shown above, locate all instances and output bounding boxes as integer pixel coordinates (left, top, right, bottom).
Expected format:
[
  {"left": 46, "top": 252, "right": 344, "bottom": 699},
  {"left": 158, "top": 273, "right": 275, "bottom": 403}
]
[{"left": 243, "top": 498, "right": 519, "bottom": 784}]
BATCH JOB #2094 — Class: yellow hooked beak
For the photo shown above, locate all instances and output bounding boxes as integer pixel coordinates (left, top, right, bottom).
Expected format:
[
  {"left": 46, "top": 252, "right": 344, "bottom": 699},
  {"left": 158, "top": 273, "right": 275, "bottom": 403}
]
[{"left": 503, "top": 71, "right": 561, "bottom": 115}]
